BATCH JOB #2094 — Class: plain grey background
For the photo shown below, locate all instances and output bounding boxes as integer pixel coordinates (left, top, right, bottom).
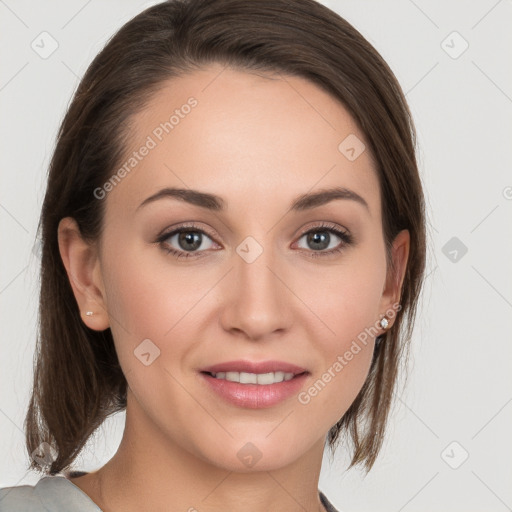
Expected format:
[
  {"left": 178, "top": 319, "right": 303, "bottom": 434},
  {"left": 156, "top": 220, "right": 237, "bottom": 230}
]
[{"left": 1, "top": 1, "right": 511, "bottom": 511}]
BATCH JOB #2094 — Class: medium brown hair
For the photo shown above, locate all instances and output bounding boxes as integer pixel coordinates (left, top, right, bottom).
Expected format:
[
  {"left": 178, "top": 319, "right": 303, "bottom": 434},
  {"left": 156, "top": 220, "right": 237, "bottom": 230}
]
[{"left": 26, "top": 0, "right": 427, "bottom": 475}]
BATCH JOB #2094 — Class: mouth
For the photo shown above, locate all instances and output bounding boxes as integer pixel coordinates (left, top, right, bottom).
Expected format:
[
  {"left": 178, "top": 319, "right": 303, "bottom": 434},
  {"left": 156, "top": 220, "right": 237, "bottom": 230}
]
[
  {"left": 201, "top": 370, "right": 306, "bottom": 385},
  {"left": 198, "top": 360, "right": 310, "bottom": 409},
  {"left": 199, "top": 359, "right": 309, "bottom": 384}
]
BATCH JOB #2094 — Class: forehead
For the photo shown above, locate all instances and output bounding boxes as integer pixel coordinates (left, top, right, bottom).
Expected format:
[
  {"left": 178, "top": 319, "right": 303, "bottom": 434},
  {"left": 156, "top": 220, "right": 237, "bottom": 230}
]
[{"left": 107, "top": 64, "right": 380, "bottom": 218}]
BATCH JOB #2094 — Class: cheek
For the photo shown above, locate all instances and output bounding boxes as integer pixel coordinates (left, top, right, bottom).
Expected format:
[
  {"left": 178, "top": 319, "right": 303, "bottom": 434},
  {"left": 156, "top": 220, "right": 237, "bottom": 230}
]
[
  {"left": 302, "top": 250, "right": 387, "bottom": 343},
  {"left": 100, "top": 246, "right": 206, "bottom": 416},
  {"left": 292, "top": 250, "right": 385, "bottom": 419},
  {"left": 102, "top": 236, "right": 189, "bottom": 333},
  {"left": 100, "top": 241, "right": 217, "bottom": 370}
]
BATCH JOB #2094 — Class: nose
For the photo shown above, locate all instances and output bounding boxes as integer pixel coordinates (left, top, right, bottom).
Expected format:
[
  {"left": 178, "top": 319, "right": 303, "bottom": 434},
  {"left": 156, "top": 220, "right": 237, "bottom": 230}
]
[{"left": 219, "top": 244, "right": 293, "bottom": 341}]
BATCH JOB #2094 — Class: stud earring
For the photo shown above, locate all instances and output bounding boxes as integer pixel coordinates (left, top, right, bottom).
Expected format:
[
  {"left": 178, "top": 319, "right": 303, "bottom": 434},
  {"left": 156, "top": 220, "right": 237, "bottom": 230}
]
[
  {"left": 379, "top": 317, "right": 389, "bottom": 329},
  {"left": 85, "top": 311, "right": 94, "bottom": 316}
]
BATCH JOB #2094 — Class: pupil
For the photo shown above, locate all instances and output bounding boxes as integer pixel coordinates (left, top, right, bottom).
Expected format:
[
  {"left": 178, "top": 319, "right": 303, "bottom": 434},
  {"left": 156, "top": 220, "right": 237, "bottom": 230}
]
[
  {"left": 308, "top": 231, "right": 329, "bottom": 250},
  {"left": 179, "top": 231, "right": 201, "bottom": 251}
]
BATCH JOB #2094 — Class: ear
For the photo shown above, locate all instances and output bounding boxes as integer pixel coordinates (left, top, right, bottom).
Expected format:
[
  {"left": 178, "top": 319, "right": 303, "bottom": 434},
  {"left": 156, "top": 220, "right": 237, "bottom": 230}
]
[
  {"left": 57, "top": 217, "right": 110, "bottom": 331},
  {"left": 378, "top": 229, "right": 410, "bottom": 329}
]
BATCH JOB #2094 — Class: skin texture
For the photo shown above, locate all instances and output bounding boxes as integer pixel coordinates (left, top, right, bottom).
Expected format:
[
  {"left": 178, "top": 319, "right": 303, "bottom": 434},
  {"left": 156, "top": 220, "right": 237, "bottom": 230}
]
[{"left": 58, "top": 64, "right": 409, "bottom": 512}]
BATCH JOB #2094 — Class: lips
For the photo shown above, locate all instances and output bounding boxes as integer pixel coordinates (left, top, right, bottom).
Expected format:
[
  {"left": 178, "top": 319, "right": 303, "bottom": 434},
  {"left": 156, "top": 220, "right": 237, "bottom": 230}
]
[
  {"left": 198, "top": 359, "right": 310, "bottom": 408},
  {"left": 199, "top": 369, "right": 309, "bottom": 409},
  {"left": 200, "top": 359, "right": 308, "bottom": 375}
]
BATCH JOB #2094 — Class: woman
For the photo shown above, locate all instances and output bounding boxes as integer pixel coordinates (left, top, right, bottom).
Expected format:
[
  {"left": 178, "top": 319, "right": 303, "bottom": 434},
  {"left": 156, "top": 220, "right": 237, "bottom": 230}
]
[{"left": 0, "top": 0, "right": 426, "bottom": 510}]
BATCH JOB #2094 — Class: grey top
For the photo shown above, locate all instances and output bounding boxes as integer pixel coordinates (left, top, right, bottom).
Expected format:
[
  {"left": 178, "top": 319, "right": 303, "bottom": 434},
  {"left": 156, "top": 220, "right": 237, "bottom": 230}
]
[{"left": 0, "top": 474, "right": 340, "bottom": 511}]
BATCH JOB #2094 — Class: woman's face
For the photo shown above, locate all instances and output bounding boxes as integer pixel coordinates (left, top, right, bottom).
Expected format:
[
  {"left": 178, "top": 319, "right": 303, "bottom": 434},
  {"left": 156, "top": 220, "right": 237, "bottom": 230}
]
[{"left": 84, "top": 64, "right": 407, "bottom": 471}]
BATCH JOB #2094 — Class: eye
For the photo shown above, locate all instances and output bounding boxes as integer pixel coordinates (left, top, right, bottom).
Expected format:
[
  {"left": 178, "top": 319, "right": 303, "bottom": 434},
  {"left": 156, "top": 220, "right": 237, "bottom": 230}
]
[
  {"left": 156, "top": 223, "right": 219, "bottom": 259},
  {"left": 295, "top": 222, "right": 353, "bottom": 258},
  {"left": 155, "top": 221, "right": 353, "bottom": 260}
]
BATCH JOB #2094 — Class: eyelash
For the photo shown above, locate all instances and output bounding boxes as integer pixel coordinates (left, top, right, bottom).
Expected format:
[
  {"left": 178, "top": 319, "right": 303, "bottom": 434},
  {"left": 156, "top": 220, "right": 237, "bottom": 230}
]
[{"left": 155, "top": 221, "right": 353, "bottom": 260}]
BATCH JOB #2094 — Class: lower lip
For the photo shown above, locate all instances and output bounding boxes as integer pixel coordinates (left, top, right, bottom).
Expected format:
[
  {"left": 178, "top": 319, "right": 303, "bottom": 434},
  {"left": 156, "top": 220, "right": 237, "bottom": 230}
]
[{"left": 199, "top": 372, "right": 309, "bottom": 409}]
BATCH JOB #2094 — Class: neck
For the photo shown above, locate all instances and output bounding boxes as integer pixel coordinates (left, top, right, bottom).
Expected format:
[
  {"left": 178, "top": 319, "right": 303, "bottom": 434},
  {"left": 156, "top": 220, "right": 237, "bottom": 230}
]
[{"left": 76, "top": 388, "right": 327, "bottom": 512}]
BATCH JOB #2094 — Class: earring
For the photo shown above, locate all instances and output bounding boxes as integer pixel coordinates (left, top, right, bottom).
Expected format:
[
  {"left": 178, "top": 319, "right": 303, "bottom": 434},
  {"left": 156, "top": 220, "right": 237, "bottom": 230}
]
[
  {"left": 85, "top": 311, "right": 94, "bottom": 316},
  {"left": 379, "top": 317, "right": 389, "bottom": 329}
]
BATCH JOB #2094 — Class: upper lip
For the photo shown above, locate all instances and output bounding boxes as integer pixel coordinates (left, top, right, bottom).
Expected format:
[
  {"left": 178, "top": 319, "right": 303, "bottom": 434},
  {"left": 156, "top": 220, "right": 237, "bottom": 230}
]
[{"left": 200, "top": 360, "right": 308, "bottom": 375}]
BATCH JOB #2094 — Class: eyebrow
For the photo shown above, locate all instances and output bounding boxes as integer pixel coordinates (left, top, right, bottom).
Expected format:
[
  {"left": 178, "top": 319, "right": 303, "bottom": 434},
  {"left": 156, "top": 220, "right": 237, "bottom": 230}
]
[{"left": 137, "top": 186, "right": 370, "bottom": 214}]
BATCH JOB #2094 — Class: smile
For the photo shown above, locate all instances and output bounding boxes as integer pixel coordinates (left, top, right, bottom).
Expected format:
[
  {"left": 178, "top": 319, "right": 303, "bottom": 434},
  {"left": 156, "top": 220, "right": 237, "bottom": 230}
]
[{"left": 206, "top": 371, "right": 297, "bottom": 385}]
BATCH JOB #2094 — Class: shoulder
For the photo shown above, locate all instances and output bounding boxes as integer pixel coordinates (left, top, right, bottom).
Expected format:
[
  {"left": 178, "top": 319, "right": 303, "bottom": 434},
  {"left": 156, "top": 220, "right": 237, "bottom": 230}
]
[
  {"left": 0, "top": 482, "right": 42, "bottom": 511},
  {"left": 319, "top": 489, "right": 343, "bottom": 512},
  {"left": 0, "top": 475, "right": 102, "bottom": 511}
]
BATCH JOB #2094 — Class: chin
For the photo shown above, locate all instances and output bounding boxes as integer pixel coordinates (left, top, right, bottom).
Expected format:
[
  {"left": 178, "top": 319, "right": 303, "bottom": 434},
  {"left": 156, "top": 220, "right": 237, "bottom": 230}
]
[{"left": 197, "top": 432, "right": 317, "bottom": 473}]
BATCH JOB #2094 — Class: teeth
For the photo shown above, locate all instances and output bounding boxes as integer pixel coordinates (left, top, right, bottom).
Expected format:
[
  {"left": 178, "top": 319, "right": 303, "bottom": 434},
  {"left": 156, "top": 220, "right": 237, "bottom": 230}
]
[{"left": 210, "top": 371, "right": 296, "bottom": 384}]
